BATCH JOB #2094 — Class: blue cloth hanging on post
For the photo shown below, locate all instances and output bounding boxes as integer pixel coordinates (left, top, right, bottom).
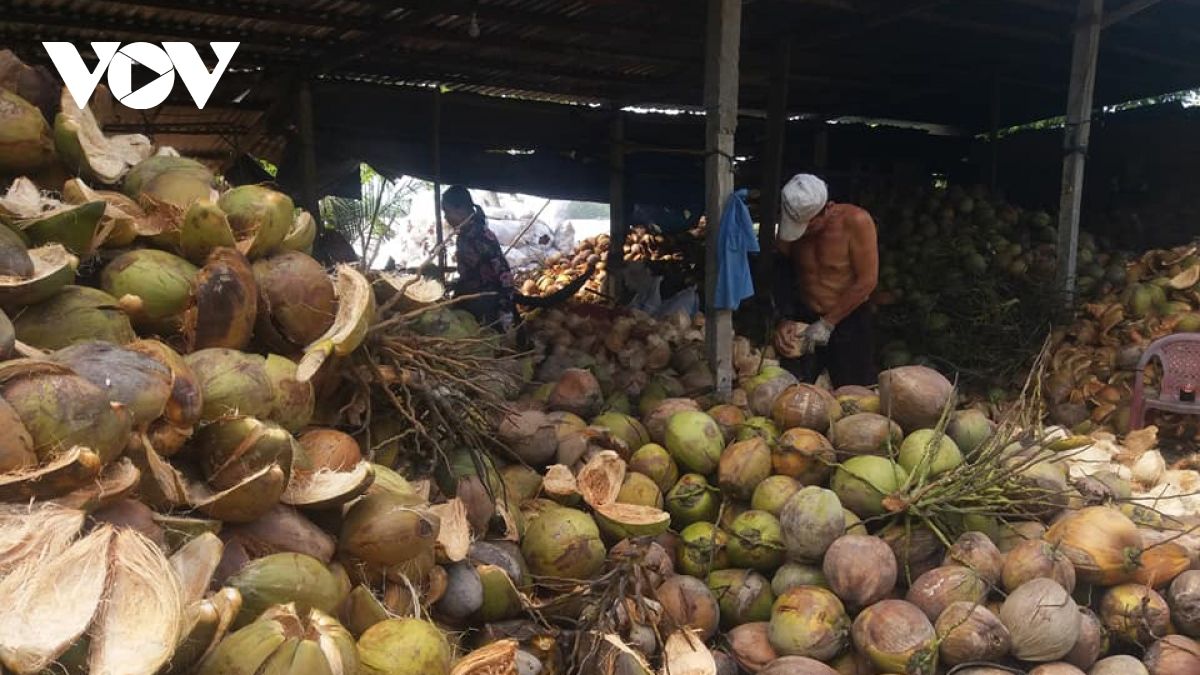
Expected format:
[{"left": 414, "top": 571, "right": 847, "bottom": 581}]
[{"left": 714, "top": 189, "right": 759, "bottom": 310}]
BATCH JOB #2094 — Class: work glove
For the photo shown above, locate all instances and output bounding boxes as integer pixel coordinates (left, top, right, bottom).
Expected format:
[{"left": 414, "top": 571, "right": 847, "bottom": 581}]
[
  {"left": 773, "top": 320, "right": 807, "bottom": 359},
  {"left": 801, "top": 319, "right": 834, "bottom": 352}
]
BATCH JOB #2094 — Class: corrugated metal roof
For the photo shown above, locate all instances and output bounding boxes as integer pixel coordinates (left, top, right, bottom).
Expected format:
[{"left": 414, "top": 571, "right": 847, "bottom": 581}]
[{"left": 2, "top": 0, "right": 1198, "bottom": 170}]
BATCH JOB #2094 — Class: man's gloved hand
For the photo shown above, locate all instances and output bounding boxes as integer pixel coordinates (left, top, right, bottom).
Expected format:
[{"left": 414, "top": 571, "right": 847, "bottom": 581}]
[
  {"left": 773, "top": 320, "right": 807, "bottom": 359},
  {"left": 801, "top": 319, "right": 834, "bottom": 352}
]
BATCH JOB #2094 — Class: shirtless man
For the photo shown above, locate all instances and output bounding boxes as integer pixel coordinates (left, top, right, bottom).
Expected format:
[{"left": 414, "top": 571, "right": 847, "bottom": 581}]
[{"left": 772, "top": 174, "right": 879, "bottom": 387}]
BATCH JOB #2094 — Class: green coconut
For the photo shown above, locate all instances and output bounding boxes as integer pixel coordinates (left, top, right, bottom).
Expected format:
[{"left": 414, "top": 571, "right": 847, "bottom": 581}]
[
  {"left": 751, "top": 475, "right": 802, "bottom": 517},
  {"left": 123, "top": 155, "right": 215, "bottom": 207},
  {"left": 779, "top": 486, "right": 846, "bottom": 563},
  {"left": 664, "top": 410, "right": 725, "bottom": 474},
  {"left": 744, "top": 366, "right": 798, "bottom": 417},
  {"left": 197, "top": 603, "right": 358, "bottom": 675},
  {"left": 616, "top": 471, "right": 664, "bottom": 508},
  {"left": 726, "top": 510, "right": 786, "bottom": 572},
  {"left": 665, "top": 473, "right": 720, "bottom": 528},
  {"left": 0, "top": 359, "right": 132, "bottom": 463},
  {"left": 0, "top": 88, "right": 55, "bottom": 174},
  {"left": 592, "top": 411, "right": 650, "bottom": 451},
  {"left": 771, "top": 563, "right": 828, "bottom": 595},
  {"left": 264, "top": 354, "right": 314, "bottom": 433},
  {"left": 185, "top": 348, "right": 274, "bottom": 421},
  {"left": 831, "top": 455, "right": 908, "bottom": 517},
  {"left": 678, "top": 522, "right": 730, "bottom": 577},
  {"left": 708, "top": 568, "right": 775, "bottom": 629},
  {"left": 0, "top": 224, "right": 32, "bottom": 277},
  {"left": 628, "top": 443, "right": 679, "bottom": 492},
  {"left": 19, "top": 200, "right": 108, "bottom": 256},
  {"left": 357, "top": 619, "right": 452, "bottom": 675},
  {"left": 196, "top": 416, "right": 297, "bottom": 490},
  {"left": 520, "top": 506, "right": 605, "bottom": 579},
  {"left": 768, "top": 586, "right": 851, "bottom": 660},
  {"left": 736, "top": 416, "right": 780, "bottom": 444},
  {"left": 53, "top": 89, "right": 152, "bottom": 185},
  {"left": 218, "top": 186, "right": 294, "bottom": 259},
  {"left": 128, "top": 338, "right": 203, "bottom": 431},
  {"left": 51, "top": 340, "right": 173, "bottom": 427},
  {"left": 252, "top": 251, "right": 336, "bottom": 353},
  {"left": 180, "top": 199, "right": 237, "bottom": 263},
  {"left": 225, "top": 552, "right": 343, "bottom": 628},
  {"left": 13, "top": 285, "right": 133, "bottom": 350},
  {"left": 340, "top": 492, "right": 439, "bottom": 567},
  {"left": 946, "top": 409, "right": 995, "bottom": 455},
  {"left": 897, "top": 429, "right": 963, "bottom": 478},
  {"left": 100, "top": 248, "right": 199, "bottom": 334}
]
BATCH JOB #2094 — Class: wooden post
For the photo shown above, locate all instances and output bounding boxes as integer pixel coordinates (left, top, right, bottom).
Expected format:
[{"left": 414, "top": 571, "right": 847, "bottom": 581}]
[
  {"left": 757, "top": 37, "right": 791, "bottom": 271},
  {"left": 297, "top": 81, "right": 319, "bottom": 217},
  {"left": 704, "top": 0, "right": 742, "bottom": 398},
  {"left": 1056, "top": 0, "right": 1103, "bottom": 301},
  {"left": 432, "top": 89, "right": 446, "bottom": 280},
  {"left": 606, "top": 112, "right": 627, "bottom": 298}
]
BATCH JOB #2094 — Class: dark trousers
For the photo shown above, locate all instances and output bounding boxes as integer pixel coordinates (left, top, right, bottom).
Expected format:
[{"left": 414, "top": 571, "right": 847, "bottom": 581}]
[{"left": 780, "top": 303, "right": 877, "bottom": 388}]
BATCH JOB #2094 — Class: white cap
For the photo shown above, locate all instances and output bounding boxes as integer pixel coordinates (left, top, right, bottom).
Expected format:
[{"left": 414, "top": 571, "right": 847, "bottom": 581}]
[{"left": 779, "top": 174, "right": 828, "bottom": 242}]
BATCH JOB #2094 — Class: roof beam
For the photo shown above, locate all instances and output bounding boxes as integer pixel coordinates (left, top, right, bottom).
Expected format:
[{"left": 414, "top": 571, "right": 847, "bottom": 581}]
[
  {"left": 99, "top": 0, "right": 376, "bottom": 32},
  {"left": 1101, "top": 0, "right": 1166, "bottom": 28}
]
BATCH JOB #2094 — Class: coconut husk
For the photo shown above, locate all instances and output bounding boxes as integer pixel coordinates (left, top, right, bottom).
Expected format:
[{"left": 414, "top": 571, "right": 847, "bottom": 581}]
[
  {"left": 281, "top": 461, "right": 374, "bottom": 510},
  {"left": 90, "top": 498, "right": 167, "bottom": 548},
  {"left": 221, "top": 505, "right": 334, "bottom": 566},
  {"left": 377, "top": 273, "right": 445, "bottom": 312},
  {"left": 51, "top": 456, "right": 141, "bottom": 512},
  {"left": 297, "top": 265, "right": 375, "bottom": 383},
  {"left": 543, "top": 464, "right": 581, "bottom": 505},
  {"left": 0, "top": 502, "right": 84, "bottom": 579},
  {"left": 429, "top": 498, "right": 472, "bottom": 563},
  {"left": 0, "top": 445, "right": 102, "bottom": 502},
  {"left": 88, "top": 529, "right": 185, "bottom": 675},
  {"left": 0, "top": 397, "right": 34, "bottom": 474},
  {"left": 578, "top": 451, "right": 627, "bottom": 508},
  {"left": 659, "top": 630, "right": 717, "bottom": 675},
  {"left": 0, "top": 525, "right": 112, "bottom": 673},
  {"left": 452, "top": 638, "right": 518, "bottom": 675},
  {"left": 187, "top": 463, "right": 288, "bottom": 524},
  {"left": 170, "top": 532, "right": 224, "bottom": 606},
  {"left": 126, "top": 434, "right": 188, "bottom": 509}
]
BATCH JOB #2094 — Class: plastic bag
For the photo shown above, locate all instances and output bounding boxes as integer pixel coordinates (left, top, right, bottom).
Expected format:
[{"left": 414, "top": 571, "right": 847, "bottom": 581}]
[{"left": 657, "top": 286, "right": 699, "bottom": 319}]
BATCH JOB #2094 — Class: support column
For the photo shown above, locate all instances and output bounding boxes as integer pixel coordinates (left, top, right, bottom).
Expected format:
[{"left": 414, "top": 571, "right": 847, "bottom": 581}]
[
  {"left": 1056, "top": 0, "right": 1103, "bottom": 301},
  {"left": 606, "top": 113, "right": 627, "bottom": 299},
  {"left": 757, "top": 37, "right": 791, "bottom": 270},
  {"left": 432, "top": 89, "right": 446, "bottom": 280},
  {"left": 704, "top": 0, "right": 742, "bottom": 398},
  {"left": 297, "top": 81, "right": 319, "bottom": 218}
]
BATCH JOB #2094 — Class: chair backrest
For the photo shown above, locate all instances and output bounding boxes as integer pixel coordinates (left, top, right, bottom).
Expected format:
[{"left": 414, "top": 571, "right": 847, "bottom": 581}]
[{"left": 1137, "top": 332, "right": 1200, "bottom": 401}]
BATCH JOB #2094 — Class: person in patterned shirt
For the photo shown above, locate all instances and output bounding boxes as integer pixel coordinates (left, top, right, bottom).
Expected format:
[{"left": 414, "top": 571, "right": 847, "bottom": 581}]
[{"left": 441, "top": 186, "right": 516, "bottom": 329}]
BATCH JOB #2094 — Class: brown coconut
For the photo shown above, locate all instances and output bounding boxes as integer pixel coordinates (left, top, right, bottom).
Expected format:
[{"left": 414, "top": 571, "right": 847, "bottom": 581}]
[
  {"left": 252, "top": 250, "right": 336, "bottom": 353},
  {"left": 772, "top": 428, "right": 835, "bottom": 485},
  {"left": 645, "top": 398, "right": 701, "bottom": 444},
  {"left": 830, "top": 412, "right": 903, "bottom": 457},
  {"left": 298, "top": 428, "right": 363, "bottom": 473},
  {"left": 943, "top": 531, "right": 1004, "bottom": 585},
  {"left": 822, "top": 534, "right": 897, "bottom": 611},
  {"left": 498, "top": 409, "right": 559, "bottom": 466},
  {"left": 657, "top": 574, "right": 720, "bottom": 641},
  {"left": 182, "top": 247, "right": 258, "bottom": 352},
  {"left": 728, "top": 622, "right": 778, "bottom": 673},
  {"left": 1143, "top": 635, "right": 1200, "bottom": 675},
  {"left": 771, "top": 384, "right": 840, "bottom": 434},
  {"left": 548, "top": 368, "right": 603, "bottom": 418},
  {"left": 878, "top": 365, "right": 955, "bottom": 433},
  {"left": 935, "top": 601, "right": 1011, "bottom": 666}
]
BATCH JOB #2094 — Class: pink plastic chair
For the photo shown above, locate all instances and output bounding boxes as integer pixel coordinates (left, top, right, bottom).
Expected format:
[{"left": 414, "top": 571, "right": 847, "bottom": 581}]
[{"left": 1129, "top": 332, "right": 1200, "bottom": 430}]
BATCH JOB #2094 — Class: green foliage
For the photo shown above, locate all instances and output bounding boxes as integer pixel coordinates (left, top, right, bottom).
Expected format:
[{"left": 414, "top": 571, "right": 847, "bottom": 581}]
[{"left": 320, "top": 164, "right": 427, "bottom": 269}]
